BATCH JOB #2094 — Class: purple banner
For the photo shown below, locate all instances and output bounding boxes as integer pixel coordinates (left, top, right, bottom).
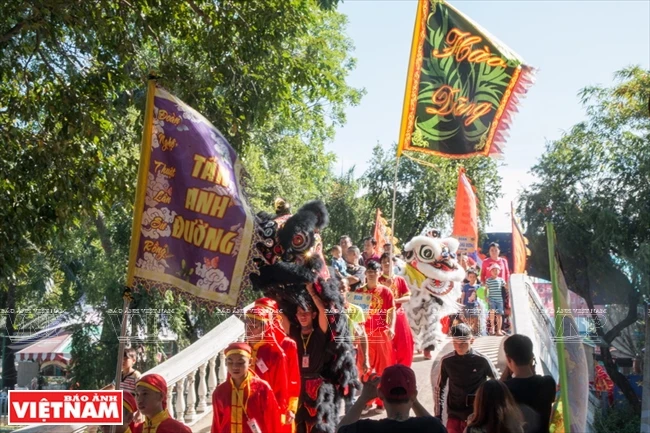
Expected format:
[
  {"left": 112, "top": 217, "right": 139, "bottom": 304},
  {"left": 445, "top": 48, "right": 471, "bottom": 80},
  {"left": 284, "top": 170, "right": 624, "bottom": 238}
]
[{"left": 127, "top": 85, "right": 256, "bottom": 306}]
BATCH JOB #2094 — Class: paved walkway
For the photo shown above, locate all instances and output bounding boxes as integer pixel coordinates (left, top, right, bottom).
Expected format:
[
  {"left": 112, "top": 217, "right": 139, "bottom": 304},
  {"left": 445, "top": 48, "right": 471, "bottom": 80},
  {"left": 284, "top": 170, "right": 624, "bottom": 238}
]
[{"left": 194, "top": 335, "right": 506, "bottom": 431}]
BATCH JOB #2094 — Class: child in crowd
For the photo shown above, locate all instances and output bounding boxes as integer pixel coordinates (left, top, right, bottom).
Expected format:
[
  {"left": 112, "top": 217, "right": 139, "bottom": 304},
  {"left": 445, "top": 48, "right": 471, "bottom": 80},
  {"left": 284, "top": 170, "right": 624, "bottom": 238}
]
[
  {"left": 461, "top": 268, "right": 481, "bottom": 335},
  {"left": 433, "top": 324, "right": 498, "bottom": 433},
  {"left": 331, "top": 245, "right": 349, "bottom": 277},
  {"left": 486, "top": 263, "right": 507, "bottom": 336}
]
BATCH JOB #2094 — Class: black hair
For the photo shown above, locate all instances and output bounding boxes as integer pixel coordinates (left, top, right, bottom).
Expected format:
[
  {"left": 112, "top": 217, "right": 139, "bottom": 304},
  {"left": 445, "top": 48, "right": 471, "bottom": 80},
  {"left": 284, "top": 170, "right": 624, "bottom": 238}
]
[
  {"left": 380, "top": 252, "right": 391, "bottom": 263},
  {"left": 363, "top": 236, "right": 377, "bottom": 246},
  {"left": 503, "top": 334, "right": 534, "bottom": 366},
  {"left": 365, "top": 260, "right": 380, "bottom": 272},
  {"left": 489, "top": 242, "right": 500, "bottom": 249},
  {"left": 450, "top": 323, "right": 473, "bottom": 338}
]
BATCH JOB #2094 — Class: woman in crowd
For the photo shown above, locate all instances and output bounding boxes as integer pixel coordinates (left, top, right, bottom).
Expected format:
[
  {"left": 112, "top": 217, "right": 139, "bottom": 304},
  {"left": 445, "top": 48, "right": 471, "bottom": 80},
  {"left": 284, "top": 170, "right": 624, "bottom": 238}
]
[{"left": 464, "top": 380, "right": 524, "bottom": 433}]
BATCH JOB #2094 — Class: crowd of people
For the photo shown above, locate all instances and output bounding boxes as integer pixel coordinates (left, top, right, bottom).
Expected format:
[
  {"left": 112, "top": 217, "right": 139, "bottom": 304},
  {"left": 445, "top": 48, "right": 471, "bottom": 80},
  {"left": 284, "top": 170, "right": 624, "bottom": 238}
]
[{"left": 103, "top": 235, "right": 555, "bottom": 433}]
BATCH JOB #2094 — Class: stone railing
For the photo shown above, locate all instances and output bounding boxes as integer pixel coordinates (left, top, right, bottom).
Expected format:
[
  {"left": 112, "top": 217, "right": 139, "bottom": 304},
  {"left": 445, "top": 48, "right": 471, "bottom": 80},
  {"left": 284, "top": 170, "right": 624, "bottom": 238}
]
[
  {"left": 15, "top": 310, "right": 247, "bottom": 432},
  {"left": 509, "top": 274, "right": 559, "bottom": 378}
]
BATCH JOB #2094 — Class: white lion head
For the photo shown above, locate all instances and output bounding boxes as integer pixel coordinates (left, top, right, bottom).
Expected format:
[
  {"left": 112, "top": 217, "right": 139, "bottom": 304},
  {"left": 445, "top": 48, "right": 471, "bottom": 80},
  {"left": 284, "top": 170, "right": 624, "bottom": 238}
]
[{"left": 402, "top": 236, "right": 465, "bottom": 298}]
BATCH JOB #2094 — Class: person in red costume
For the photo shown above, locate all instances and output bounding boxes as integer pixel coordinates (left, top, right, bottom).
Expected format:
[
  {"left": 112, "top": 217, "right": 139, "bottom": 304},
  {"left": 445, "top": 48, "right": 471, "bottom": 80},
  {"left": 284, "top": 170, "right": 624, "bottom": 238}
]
[
  {"left": 245, "top": 306, "right": 291, "bottom": 431},
  {"left": 211, "top": 342, "right": 281, "bottom": 433},
  {"left": 355, "top": 260, "right": 396, "bottom": 411},
  {"left": 102, "top": 390, "right": 137, "bottom": 433},
  {"left": 378, "top": 253, "right": 414, "bottom": 368},
  {"left": 132, "top": 374, "right": 191, "bottom": 433},
  {"left": 253, "top": 297, "right": 300, "bottom": 432}
]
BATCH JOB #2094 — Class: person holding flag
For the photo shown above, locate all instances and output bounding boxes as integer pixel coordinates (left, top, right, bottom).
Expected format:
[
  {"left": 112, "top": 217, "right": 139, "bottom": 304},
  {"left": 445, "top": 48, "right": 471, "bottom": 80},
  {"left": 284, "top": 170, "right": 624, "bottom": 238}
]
[
  {"left": 245, "top": 306, "right": 292, "bottom": 430},
  {"left": 253, "top": 297, "right": 301, "bottom": 432},
  {"left": 132, "top": 374, "right": 191, "bottom": 433},
  {"left": 211, "top": 342, "right": 281, "bottom": 433}
]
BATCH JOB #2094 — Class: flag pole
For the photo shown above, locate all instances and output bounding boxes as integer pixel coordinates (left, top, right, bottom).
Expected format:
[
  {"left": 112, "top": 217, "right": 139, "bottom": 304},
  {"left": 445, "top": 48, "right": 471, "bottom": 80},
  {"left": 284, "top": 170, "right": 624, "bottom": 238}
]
[
  {"left": 111, "top": 74, "right": 157, "bottom": 433},
  {"left": 389, "top": 156, "right": 400, "bottom": 276}
]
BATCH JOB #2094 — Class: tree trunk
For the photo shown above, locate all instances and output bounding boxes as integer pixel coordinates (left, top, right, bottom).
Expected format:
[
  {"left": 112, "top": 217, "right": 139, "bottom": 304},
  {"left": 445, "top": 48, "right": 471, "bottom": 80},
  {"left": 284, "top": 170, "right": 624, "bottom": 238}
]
[
  {"left": 587, "top": 290, "right": 641, "bottom": 414},
  {"left": 2, "top": 278, "right": 18, "bottom": 389},
  {"left": 94, "top": 211, "right": 113, "bottom": 257}
]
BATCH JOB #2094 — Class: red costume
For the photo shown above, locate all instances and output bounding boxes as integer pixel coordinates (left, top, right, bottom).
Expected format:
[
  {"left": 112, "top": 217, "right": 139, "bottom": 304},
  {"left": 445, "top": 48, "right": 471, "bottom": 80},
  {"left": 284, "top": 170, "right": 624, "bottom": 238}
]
[
  {"left": 132, "top": 374, "right": 191, "bottom": 433},
  {"left": 356, "top": 283, "right": 395, "bottom": 407},
  {"left": 253, "top": 297, "right": 300, "bottom": 423},
  {"left": 379, "top": 274, "right": 414, "bottom": 367},
  {"left": 123, "top": 392, "right": 137, "bottom": 433},
  {"left": 211, "top": 342, "right": 281, "bottom": 433},
  {"left": 246, "top": 307, "right": 291, "bottom": 431}
]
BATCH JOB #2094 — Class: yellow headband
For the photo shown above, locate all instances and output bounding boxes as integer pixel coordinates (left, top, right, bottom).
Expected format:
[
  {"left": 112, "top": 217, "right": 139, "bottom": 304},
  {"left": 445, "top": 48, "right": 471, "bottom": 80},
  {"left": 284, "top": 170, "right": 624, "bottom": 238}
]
[
  {"left": 225, "top": 349, "right": 251, "bottom": 358},
  {"left": 136, "top": 381, "right": 163, "bottom": 394}
]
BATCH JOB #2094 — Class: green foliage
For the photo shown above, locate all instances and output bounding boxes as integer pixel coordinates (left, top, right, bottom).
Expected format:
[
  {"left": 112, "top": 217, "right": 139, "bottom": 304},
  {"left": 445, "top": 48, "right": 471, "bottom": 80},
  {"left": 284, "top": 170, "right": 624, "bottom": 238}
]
[
  {"left": 1, "top": 0, "right": 361, "bottom": 388},
  {"left": 594, "top": 404, "right": 640, "bottom": 433},
  {"left": 321, "top": 168, "right": 374, "bottom": 248},
  {"left": 362, "top": 143, "right": 502, "bottom": 243},
  {"left": 520, "top": 66, "right": 650, "bottom": 299},
  {"left": 520, "top": 66, "right": 649, "bottom": 413}
]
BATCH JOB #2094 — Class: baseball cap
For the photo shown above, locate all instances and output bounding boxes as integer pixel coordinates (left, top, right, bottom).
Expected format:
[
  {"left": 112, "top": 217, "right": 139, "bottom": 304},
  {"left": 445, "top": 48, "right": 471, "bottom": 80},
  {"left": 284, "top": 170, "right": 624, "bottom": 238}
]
[
  {"left": 380, "top": 364, "right": 416, "bottom": 401},
  {"left": 488, "top": 263, "right": 501, "bottom": 271}
]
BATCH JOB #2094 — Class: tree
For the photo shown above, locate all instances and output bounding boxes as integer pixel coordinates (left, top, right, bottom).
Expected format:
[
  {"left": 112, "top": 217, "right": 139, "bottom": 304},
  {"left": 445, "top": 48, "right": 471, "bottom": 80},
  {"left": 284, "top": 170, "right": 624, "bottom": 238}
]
[
  {"left": 1, "top": 0, "right": 362, "bottom": 388},
  {"left": 520, "top": 66, "right": 650, "bottom": 414},
  {"left": 362, "top": 143, "right": 502, "bottom": 244},
  {"left": 320, "top": 168, "right": 373, "bottom": 248}
]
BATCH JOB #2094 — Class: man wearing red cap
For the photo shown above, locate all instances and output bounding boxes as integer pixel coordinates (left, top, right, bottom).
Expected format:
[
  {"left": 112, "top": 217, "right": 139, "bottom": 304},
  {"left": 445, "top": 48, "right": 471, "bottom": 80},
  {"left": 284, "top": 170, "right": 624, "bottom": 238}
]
[
  {"left": 132, "top": 374, "right": 191, "bottom": 433},
  {"left": 337, "top": 365, "right": 446, "bottom": 433},
  {"left": 253, "top": 297, "right": 300, "bottom": 432},
  {"left": 102, "top": 391, "right": 137, "bottom": 433},
  {"left": 245, "top": 305, "right": 291, "bottom": 430},
  {"left": 211, "top": 342, "right": 280, "bottom": 433}
]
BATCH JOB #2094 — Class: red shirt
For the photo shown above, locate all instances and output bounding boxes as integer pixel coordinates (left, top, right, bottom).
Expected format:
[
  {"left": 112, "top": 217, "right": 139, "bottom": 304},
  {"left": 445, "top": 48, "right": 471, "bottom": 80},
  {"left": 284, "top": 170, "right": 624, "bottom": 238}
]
[
  {"left": 251, "top": 341, "right": 289, "bottom": 414},
  {"left": 480, "top": 257, "right": 510, "bottom": 285},
  {"left": 211, "top": 372, "right": 280, "bottom": 433},
  {"left": 378, "top": 275, "right": 410, "bottom": 309},
  {"left": 356, "top": 284, "right": 395, "bottom": 335}
]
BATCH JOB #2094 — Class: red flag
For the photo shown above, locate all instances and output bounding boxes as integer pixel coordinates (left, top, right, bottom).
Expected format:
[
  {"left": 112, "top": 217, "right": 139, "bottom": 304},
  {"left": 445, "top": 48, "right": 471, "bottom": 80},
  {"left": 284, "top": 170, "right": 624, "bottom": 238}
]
[
  {"left": 451, "top": 167, "right": 478, "bottom": 253},
  {"left": 511, "top": 202, "right": 529, "bottom": 274}
]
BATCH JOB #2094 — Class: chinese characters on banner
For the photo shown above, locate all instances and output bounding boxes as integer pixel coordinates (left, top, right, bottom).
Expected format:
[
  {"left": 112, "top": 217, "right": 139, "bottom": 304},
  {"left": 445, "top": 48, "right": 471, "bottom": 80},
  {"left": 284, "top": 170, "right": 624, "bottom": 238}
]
[
  {"left": 397, "top": 0, "right": 534, "bottom": 159},
  {"left": 126, "top": 83, "right": 256, "bottom": 307}
]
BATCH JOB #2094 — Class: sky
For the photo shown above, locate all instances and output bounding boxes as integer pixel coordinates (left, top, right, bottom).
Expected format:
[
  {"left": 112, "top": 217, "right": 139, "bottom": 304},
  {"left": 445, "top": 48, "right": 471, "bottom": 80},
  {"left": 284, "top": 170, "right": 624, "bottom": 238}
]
[{"left": 328, "top": 0, "right": 650, "bottom": 232}]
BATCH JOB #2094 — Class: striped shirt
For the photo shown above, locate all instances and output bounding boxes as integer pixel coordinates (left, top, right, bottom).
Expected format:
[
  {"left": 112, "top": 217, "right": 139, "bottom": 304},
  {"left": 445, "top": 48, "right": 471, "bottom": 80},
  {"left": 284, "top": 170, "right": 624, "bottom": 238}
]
[
  {"left": 121, "top": 370, "right": 141, "bottom": 396},
  {"left": 486, "top": 277, "right": 505, "bottom": 302}
]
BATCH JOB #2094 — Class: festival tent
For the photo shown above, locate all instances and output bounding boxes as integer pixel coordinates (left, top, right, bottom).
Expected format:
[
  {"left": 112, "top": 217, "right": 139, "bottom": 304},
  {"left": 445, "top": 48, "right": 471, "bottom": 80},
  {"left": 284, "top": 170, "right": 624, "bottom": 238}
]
[{"left": 16, "top": 333, "right": 73, "bottom": 364}]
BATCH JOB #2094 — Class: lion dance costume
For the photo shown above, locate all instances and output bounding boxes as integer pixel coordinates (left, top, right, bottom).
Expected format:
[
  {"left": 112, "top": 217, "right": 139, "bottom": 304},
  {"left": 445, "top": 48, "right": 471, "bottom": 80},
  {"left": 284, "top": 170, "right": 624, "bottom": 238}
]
[
  {"left": 250, "top": 200, "right": 358, "bottom": 433},
  {"left": 401, "top": 231, "right": 465, "bottom": 357}
]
